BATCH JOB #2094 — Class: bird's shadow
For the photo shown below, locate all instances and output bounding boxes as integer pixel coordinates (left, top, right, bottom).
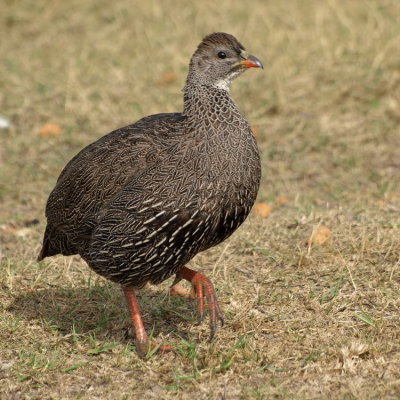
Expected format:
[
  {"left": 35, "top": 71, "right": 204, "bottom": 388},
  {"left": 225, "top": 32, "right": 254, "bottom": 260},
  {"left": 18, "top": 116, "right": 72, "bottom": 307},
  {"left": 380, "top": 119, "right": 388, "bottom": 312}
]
[{"left": 8, "top": 284, "right": 195, "bottom": 345}]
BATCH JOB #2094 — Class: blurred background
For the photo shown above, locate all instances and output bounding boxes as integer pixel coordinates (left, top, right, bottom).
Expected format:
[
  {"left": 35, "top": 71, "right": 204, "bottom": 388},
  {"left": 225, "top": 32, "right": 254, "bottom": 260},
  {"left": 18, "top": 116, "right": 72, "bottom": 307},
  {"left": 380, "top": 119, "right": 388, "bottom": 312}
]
[
  {"left": 0, "top": 0, "right": 399, "bottom": 398},
  {"left": 1, "top": 0, "right": 399, "bottom": 210}
]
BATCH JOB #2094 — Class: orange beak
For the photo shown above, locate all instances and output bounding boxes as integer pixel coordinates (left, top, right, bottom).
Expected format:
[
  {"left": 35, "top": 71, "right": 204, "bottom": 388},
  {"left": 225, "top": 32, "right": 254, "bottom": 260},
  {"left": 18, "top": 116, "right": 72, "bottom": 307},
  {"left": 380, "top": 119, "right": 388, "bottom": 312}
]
[
  {"left": 234, "top": 50, "right": 264, "bottom": 69},
  {"left": 241, "top": 56, "right": 264, "bottom": 69}
]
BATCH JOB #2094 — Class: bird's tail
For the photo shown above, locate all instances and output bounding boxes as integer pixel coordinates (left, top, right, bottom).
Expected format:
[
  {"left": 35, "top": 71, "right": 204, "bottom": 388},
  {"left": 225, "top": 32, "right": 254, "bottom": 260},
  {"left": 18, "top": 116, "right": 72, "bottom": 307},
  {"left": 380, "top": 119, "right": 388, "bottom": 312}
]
[{"left": 37, "top": 225, "right": 52, "bottom": 261}]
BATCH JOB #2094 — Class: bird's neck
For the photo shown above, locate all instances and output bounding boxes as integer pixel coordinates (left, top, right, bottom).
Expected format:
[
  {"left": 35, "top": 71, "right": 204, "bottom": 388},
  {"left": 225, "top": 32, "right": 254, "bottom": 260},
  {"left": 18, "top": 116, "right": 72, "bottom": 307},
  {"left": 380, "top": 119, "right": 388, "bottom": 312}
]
[{"left": 182, "top": 84, "right": 242, "bottom": 123}]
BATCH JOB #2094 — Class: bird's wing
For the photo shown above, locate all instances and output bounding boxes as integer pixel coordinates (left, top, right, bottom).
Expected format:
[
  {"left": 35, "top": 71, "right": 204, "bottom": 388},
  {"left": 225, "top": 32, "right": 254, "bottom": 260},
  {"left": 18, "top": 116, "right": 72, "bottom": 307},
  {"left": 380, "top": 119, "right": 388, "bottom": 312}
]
[{"left": 45, "top": 113, "right": 186, "bottom": 236}]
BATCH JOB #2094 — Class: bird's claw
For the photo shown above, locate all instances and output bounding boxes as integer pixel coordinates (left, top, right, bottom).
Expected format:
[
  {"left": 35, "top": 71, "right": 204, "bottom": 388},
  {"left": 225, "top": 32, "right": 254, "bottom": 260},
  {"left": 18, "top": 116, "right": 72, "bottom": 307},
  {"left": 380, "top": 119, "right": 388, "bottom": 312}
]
[{"left": 171, "top": 267, "right": 224, "bottom": 340}]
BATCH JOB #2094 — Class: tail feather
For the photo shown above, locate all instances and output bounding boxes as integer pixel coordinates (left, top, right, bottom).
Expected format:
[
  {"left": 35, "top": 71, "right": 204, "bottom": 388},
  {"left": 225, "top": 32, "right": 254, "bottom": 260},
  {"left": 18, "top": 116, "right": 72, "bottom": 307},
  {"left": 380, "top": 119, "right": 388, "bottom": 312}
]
[
  {"left": 37, "top": 241, "right": 48, "bottom": 261},
  {"left": 37, "top": 224, "right": 79, "bottom": 260},
  {"left": 37, "top": 225, "right": 56, "bottom": 261}
]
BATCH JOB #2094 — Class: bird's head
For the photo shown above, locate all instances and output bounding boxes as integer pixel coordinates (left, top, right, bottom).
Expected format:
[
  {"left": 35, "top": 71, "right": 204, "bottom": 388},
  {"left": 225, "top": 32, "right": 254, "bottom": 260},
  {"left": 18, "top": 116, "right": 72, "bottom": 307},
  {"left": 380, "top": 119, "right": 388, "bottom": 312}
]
[{"left": 186, "top": 32, "right": 263, "bottom": 91}]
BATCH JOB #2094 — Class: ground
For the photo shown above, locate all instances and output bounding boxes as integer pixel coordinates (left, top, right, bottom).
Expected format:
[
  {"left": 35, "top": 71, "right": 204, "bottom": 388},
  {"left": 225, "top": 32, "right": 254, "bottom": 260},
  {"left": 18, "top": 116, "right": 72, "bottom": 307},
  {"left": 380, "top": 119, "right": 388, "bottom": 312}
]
[{"left": 1, "top": 0, "right": 399, "bottom": 399}]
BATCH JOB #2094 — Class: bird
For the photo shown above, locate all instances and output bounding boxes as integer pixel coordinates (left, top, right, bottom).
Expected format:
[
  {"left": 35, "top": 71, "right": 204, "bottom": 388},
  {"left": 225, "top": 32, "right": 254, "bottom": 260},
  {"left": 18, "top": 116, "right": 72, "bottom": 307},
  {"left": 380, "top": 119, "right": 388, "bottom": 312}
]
[{"left": 38, "top": 32, "right": 263, "bottom": 357}]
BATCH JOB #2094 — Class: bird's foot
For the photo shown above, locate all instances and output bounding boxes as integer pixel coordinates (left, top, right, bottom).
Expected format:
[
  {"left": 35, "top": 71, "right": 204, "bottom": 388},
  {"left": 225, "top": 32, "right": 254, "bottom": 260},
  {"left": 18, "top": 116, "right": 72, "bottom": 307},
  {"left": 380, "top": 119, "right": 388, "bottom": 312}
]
[
  {"left": 172, "top": 266, "right": 224, "bottom": 340},
  {"left": 135, "top": 339, "right": 172, "bottom": 359},
  {"left": 123, "top": 285, "right": 172, "bottom": 358}
]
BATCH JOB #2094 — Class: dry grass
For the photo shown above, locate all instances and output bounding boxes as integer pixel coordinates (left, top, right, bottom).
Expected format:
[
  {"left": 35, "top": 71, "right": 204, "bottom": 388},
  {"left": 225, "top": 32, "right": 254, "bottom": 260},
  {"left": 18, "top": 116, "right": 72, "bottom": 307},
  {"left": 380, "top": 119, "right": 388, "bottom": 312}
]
[{"left": 1, "top": 0, "right": 400, "bottom": 398}]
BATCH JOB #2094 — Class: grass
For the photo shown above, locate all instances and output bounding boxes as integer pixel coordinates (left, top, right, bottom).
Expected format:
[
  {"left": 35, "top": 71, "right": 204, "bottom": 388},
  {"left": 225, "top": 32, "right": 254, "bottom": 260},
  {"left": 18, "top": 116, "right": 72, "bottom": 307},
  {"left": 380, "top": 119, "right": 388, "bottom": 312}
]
[{"left": 1, "top": 0, "right": 400, "bottom": 398}]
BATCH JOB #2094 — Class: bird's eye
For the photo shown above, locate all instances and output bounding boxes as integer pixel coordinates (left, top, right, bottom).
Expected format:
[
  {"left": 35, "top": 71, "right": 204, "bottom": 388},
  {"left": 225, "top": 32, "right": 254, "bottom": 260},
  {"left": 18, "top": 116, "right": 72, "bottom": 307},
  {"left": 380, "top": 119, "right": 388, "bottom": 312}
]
[{"left": 217, "top": 51, "right": 227, "bottom": 59}]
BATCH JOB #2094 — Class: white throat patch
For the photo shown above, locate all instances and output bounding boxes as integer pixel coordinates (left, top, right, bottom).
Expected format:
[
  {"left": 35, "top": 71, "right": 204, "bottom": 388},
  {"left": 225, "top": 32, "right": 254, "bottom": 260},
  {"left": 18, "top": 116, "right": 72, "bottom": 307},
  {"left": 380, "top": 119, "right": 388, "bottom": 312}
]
[
  {"left": 213, "top": 70, "right": 242, "bottom": 91},
  {"left": 213, "top": 78, "right": 230, "bottom": 91}
]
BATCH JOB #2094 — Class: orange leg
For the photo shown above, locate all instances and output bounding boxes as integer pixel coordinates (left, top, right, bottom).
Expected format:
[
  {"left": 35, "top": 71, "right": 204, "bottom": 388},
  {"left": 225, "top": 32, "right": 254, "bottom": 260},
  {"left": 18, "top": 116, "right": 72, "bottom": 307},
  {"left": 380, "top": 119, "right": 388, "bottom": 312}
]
[
  {"left": 171, "top": 266, "right": 224, "bottom": 340},
  {"left": 122, "top": 285, "right": 172, "bottom": 358}
]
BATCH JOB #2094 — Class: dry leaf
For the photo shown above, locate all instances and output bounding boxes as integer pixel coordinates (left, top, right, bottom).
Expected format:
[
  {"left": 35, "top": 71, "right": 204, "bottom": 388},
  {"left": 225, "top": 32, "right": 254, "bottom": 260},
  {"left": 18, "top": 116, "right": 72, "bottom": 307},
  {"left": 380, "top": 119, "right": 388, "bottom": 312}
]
[
  {"left": 252, "top": 202, "right": 272, "bottom": 218},
  {"left": 14, "top": 228, "right": 34, "bottom": 238},
  {"left": 0, "top": 225, "right": 33, "bottom": 237},
  {"left": 157, "top": 71, "right": 175, "bottom": 86},
  {"left": 275, "top": 196, "right": 289, "bottom": 205},
  {"left": 38, "top": 122, "right": 62, "bottom": 137},
  {"left": 250, "top": 126, "right": 259, "bottom": 137},
  {"left": 307, "top": 225, "right": 331, "bottom": 246},
  {"left": 0, "top": 224, "right": 16, "bottom": 233},
  {"left": 170, "top": 283, "right": 192, "bottom": 298}
]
